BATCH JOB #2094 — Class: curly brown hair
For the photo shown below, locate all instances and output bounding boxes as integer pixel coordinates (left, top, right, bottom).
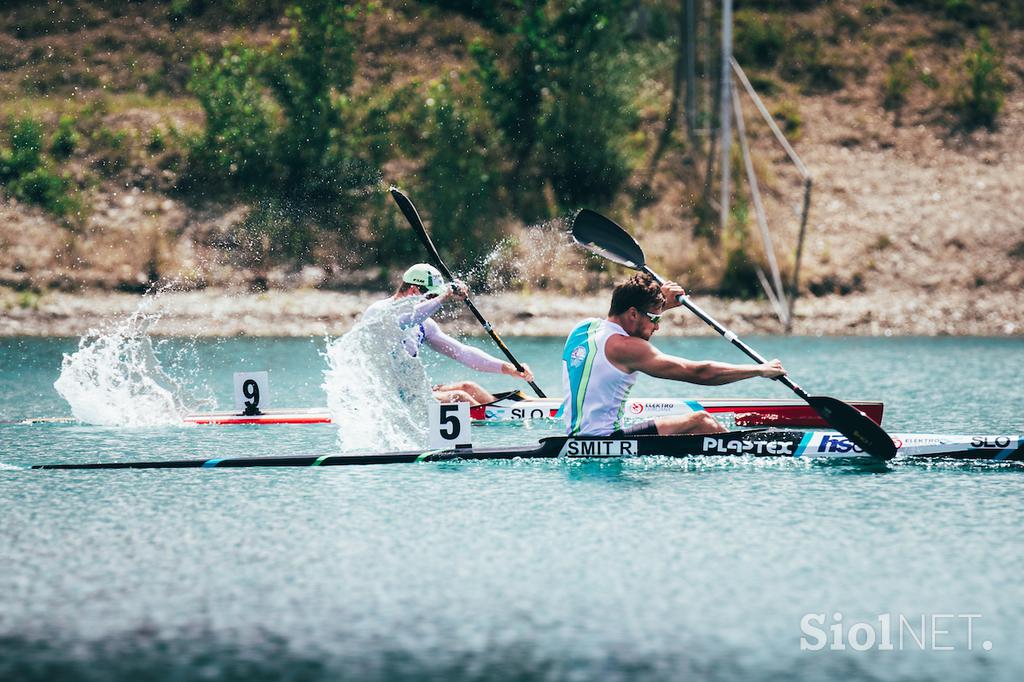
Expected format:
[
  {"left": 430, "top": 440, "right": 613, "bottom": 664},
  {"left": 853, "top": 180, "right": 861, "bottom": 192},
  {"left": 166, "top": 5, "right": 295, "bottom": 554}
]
[{"left": 608, "top": 273, "right": 664, "bottom": 316}]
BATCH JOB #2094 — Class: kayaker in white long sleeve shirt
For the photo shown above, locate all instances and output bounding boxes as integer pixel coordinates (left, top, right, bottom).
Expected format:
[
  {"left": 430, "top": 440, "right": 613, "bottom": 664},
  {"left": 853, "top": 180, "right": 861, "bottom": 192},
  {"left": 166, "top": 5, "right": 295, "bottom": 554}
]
[{"left": 363, "top": 263, "right": 534, "bottom": 404}]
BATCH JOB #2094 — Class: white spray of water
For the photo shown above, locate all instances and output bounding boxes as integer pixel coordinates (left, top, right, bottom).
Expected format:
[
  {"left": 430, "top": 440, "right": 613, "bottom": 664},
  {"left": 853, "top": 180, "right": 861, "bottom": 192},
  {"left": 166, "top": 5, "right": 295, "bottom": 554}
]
[
  {"left": 462, "top": 217, "right": 582, "bottom": 291},
  {"left": 53, "top": 299, "right": 207, "bottom": 427},
  {"left": 322, "top": 297, "right": 435, "bottom": 452}
]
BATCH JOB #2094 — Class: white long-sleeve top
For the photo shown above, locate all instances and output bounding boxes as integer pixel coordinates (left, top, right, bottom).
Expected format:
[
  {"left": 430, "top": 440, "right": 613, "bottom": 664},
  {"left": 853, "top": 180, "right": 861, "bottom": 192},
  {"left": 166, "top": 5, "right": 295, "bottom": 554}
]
[{"left": 364, "top": 296, "right": 505, "bottom": 374}]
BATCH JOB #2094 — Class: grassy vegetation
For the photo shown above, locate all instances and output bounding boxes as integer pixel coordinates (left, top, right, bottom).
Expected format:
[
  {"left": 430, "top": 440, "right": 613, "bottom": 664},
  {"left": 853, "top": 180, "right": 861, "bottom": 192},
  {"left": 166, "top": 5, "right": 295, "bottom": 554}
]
[
  {"left": 0, "top": 117, "right": 81, "bottom": 218},
  {"left": 719, "top": 198, "right": 762, "bottom": 299},
  {"left": 771, "top": 101, "right": 803, "bottom": 140},
  {"left": 734, "top": 10, "right": 786, "bottom": 69},
  {"left": 953, "top": 28, "right": 1008, "bottom": 129},
  {"left": 883, "top": 51, "right": 917, "bottom": 111}
]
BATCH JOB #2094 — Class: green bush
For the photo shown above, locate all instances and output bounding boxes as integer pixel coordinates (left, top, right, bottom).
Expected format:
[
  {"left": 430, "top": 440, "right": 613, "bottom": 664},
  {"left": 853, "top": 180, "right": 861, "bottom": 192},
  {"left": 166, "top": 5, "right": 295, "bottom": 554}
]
[
  {"left": 416, "top": 81, "right": 502, "bottom": 268},
  {"left": 746, "top": 72, "right": 779, "bottom": 96},
  {"left": 953, "top": 29, "right": 1007, "bottom": 129},
  {"left": 738, "top": 0, "right": 816, "bottom": 8},
  {"left": 0, "top": 118, "right": 44, "bottom": 181},
  {"left": 542, "top": 67, "right": 633, "bottom": 209},
  {"left": 943, "top": 0, "right": 986, "bottom": 25},
  {"left": 780, "top": 31, "right": 845, "bottom": 93},
  {"left": 92, "top": 126, "right": 128, "bottom": 151},
  {"left": 862, "top": 1, "right": 891, "bottom": 19},
  {"left": 469, "top": 17, "right": 546, "bottom": 217},
  {"left": 470, "top": 0, "right": 636, "bottom": 218},
  {"left": 17, "top": 290, "right": 42, "bottom": 310},
  {"left": 419, "top": 0, "right": 508, "bottom": 31},
  {"left": 261, "top": 1, "right": 372, "bottom": 207},
  {"left": 188, "top": 43, "right": 277, "bottom": 187},
  {"left": 9, "top": 166, "right": 78, "bottom": 216},
  {"left": 0, "top": 117, "right": 76, "bottom": 216},
  {"left": 170, "top": 0, "right": 289, "bottom": 23},
  {"left": 734, "top": 10, "right": 786, "bottom": 68},
  {"left": 188, "top": 1, "right": 378, "bottom": 230},
  {"left": 169, "top": 0, "right": 204, "bottom": 21},
  {"left": 50, "top": 115, "right": 79, "bottom": 160},
  {"left": 717, "top": 199, "right": 761, "bottom": 298},
  {"left": 771, "top": 101, "right": 803, "bottom": 140},
  {"left": 883, "top": 51, "right": 916, "bottom": 110},
  {"left": 147, "top": 128, "right": 166, "bottom": 154},
  {"left": 719, "top": 247, "right": 762, "bottom": 299},
  {"left": 356, "top": 83, "right": 430, "bottom": 167}
]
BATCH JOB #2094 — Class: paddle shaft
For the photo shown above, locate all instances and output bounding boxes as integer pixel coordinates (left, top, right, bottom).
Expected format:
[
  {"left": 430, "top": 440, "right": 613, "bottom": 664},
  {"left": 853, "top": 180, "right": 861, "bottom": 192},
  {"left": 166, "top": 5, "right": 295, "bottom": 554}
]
[
  {"left": 391, "top": 189, "right": 546, "bottom": 397},
  {"left": 642, "top": 266, "right": 810, "bottom": 398},
  {"left": 455, "top": 292, "right": 548, "bottom": 398}
]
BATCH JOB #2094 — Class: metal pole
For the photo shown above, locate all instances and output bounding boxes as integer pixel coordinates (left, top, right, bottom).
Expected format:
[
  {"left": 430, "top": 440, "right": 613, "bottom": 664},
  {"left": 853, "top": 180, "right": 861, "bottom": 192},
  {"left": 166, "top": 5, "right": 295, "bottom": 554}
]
[
  {"left": 685, "top": 0, "right": 696, "bottom": 141},
  {"left": 787, "top": 180, "right": 812, "bottom": 332},
  {"left": 703, "top": 0, "right": 713, "bottom": 135},
  {"left": 731, "top": 59, "right": 810, "bottom": 178},
  {"left": 719, "top": 0, "right": 733, "bottom": 237},
  {"left": 733, "top": 79, "right": 789, "bottom": 325}
]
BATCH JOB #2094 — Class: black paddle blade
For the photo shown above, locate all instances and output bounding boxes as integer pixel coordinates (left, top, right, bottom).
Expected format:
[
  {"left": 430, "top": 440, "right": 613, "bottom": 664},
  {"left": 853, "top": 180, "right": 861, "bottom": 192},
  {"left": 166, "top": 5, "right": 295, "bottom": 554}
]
[
  {"left": 390, "top": 186, "right": 453, "bottom": 278},
  {"left": 389, "top": 186, "right": 421, "bottom": 232},
  {"left": 571, "top": 209, "right": 647, "bottom": 270},
  {"left": 808, "top": 396, "right": 896, "bottom": 460}
]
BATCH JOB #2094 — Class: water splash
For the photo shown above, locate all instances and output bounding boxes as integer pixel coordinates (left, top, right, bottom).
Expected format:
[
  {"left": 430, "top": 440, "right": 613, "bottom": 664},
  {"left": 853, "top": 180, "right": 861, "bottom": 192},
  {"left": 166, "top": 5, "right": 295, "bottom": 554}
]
[
  {"left": 53, "top": 297, "right": 210, "bottom": 427},
  {"left": 462, "top": 218, "right": 584, "bottom": 291},
  {"left": 323, "top": 297, "right": 434, "bottom": 452}
]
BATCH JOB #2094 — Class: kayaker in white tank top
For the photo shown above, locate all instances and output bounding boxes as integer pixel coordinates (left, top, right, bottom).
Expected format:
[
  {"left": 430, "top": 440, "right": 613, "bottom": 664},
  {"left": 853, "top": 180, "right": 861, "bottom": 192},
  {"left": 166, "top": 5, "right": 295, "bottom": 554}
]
[
  {"left": 561, "top": 318, "right": 637, "bottom": 436},
  {"left": 560, "top": 273, "right": 787, "bottom": 437}
]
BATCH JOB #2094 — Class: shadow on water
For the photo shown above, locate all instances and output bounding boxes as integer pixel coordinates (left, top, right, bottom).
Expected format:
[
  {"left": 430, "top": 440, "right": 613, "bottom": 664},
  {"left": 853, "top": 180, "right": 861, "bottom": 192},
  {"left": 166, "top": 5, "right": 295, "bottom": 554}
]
[{"left": 0, "top": 629, "right": 924, "bottom": 682}]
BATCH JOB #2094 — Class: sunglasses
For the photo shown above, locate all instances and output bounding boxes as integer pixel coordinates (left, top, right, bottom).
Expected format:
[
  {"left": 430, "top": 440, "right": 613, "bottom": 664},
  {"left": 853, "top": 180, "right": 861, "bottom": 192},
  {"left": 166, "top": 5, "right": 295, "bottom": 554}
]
[{"left": 642, "top": 310, "right": 662, "bottom": 324}]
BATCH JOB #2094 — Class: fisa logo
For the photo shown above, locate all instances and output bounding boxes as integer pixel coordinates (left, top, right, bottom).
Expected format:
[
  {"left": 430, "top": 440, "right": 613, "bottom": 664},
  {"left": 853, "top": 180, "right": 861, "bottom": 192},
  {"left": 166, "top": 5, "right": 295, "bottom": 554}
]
[{"left": 800, "top": 612, "right": 991, "bottom": 652}]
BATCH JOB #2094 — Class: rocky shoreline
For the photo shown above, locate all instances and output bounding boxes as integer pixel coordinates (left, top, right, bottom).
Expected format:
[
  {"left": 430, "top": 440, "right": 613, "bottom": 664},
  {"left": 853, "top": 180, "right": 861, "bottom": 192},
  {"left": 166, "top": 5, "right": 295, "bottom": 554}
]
[{"left": 2, "top": 288, "right": 1021, "bottom": 338}]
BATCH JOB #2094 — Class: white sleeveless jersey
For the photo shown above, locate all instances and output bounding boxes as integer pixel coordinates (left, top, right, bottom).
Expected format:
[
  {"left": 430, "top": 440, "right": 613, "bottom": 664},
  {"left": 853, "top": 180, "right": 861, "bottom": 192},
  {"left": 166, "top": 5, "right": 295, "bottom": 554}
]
[{"left": 561, "top": 318, "right": 638, "bottom": 436}]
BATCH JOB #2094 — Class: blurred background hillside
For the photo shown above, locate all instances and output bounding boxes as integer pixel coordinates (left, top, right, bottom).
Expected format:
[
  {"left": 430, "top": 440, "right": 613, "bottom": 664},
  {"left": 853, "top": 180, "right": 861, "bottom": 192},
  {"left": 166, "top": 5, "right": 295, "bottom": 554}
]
[{"left": 1, "top": 0, "right": 1021, "bottom": 313}]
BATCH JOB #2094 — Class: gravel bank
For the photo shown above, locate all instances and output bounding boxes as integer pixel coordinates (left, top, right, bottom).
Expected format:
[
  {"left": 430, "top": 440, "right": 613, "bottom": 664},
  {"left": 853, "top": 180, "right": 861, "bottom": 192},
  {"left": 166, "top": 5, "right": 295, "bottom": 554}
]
[{"left": 2, "top": 288, "right": 1021, "bottom": 337}]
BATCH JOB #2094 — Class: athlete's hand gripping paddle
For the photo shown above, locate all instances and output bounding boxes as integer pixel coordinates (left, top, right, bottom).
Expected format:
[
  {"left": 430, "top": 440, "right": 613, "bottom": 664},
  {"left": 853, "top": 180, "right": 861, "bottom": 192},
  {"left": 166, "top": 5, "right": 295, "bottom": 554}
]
[
  {"left": 570, "top": 208, "right": 896, "bottom": 460},
  {"left": 390, "top": 187, "right": 546, "bottom": 398}
]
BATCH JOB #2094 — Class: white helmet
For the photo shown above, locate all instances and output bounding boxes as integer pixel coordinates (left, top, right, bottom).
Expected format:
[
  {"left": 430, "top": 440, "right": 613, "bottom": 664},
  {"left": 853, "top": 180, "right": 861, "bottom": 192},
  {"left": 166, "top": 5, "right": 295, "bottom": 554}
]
[{"left": 402, "top": 263, "right": 445, "bottom": 295}]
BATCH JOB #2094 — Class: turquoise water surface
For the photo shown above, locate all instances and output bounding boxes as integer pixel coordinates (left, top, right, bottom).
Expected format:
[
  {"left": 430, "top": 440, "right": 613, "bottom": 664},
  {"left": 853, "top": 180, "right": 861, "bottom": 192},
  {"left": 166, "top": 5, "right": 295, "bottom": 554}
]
[{"left": 1, "top": 335, "right": 1023, "bottom": 681}]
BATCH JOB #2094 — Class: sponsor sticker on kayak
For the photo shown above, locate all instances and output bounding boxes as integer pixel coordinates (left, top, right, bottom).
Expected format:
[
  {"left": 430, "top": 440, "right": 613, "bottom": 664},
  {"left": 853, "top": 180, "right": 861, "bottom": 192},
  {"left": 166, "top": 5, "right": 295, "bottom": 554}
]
[
  {"left": 814, "top": 433, "right": 866, "bottom": 454},
  {"left": 702, "top": 436, "right": 796, "bottom": 456},
  {"left": 971, "top": 436, "right": 1014, "bottom": 449},
  {"left": 560, "top": 439, "right": 639, "bottom": 457}
]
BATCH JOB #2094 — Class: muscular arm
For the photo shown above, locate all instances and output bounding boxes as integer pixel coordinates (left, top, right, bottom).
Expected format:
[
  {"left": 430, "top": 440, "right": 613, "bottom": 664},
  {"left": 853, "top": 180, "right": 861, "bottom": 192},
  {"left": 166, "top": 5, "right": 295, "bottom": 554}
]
[
  {"left": 422, "top": 319, "right": 505, "bottom": 373},
  {"left": 606, "top": 335, "right": 777, "bottom": 385}
]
